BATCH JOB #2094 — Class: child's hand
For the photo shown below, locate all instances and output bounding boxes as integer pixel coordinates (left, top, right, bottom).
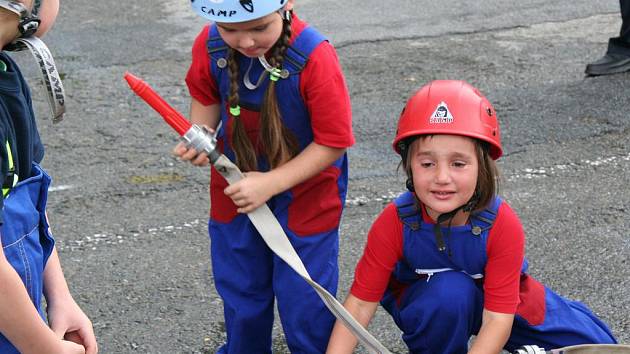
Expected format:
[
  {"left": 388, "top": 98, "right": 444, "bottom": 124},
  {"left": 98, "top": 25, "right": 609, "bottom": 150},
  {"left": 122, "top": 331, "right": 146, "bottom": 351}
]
[
  {"left": 58, "top": 339, "right": 86, "bottom": 354},
  {"left": 224, "top": 171, "right": 276, "bottom": 213},
  {"left": 172, "top": 125, "right": 215, "bottom": 166},
  {"left": 173, "top": 141, "right": 210, "bottom": 166},
  {"left": 47, "top": 296, "right": 98, "bottom": 354}
]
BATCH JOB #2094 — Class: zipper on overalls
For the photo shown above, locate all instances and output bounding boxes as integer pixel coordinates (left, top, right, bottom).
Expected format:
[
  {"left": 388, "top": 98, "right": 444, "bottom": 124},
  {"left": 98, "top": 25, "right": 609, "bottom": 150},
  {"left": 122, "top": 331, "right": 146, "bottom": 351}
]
[
  {"left": 416, "top": 268, "right": 453, "bottom": 282},
  {"left": 415, "top": 268, "right": 484, "bottom": 282}
]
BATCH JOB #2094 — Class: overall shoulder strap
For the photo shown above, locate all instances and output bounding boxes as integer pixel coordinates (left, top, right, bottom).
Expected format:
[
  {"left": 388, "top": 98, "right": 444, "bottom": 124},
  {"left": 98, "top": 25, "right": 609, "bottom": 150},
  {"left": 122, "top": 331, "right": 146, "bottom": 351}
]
[
  {"left": 206, "top": 24, "right": 229, "bottom": 80},
  {"left": 394, "top": 191, "right": 421, "bottom": 231},
  {"left": 470, "top": 196, "right": 502, "bottom": 236},
  {"left": 207, "top": 24, "right": 228, "bottom": 57},
  {"left": 205, "top": 25, "right": 327, "bottom": 81},
  {"left": 283, "top": 26, "right": 327, "bottom": 74}
]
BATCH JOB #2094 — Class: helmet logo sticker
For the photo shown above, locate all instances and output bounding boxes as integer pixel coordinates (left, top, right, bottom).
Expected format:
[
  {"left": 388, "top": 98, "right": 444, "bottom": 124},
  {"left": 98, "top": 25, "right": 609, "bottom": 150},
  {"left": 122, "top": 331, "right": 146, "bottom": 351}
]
[
  {"left": 429, "top": 101, "right": 454, "bottom": 124},
  {"left": 240, "top": 0, "right": 254, "bottom": 12},
  {"left": 198, "top": 6, "right": 237, "bottom": 18},
  {"left": 192, "top": 0, "right": 288, "bottom": 21}
]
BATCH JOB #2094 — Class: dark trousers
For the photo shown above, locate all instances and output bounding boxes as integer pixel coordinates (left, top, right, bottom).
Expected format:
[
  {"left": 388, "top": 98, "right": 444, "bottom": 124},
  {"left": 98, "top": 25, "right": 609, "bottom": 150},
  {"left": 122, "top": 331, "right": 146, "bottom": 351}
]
[{"left": 608, "top": 0, "right": 630, "bottom": 55}]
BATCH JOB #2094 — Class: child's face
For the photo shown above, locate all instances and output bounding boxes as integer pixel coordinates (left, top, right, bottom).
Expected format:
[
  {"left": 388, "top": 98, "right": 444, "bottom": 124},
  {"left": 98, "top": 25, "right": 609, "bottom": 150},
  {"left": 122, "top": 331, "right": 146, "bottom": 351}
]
[
  {"left": 216, "top": 11, "right": 284, "bottom": 58},
  {"left": 409, "top": 134, "right": 479, "bottom": 222}
]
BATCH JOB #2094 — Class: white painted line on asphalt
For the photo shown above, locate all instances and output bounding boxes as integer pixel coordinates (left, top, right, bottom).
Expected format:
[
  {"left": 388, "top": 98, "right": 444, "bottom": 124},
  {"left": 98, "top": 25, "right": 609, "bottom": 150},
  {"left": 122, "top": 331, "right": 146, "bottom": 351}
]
[
  {"left": 346, "top": 191, "right": 401, "bottom": 207},
  {"left": 49, "top": 184, "right": 73, "bottom": 192},
  {"left": 507, "top": 152, "right": 630, "bottom": 181},
  {"left": 346, "top": 152, "right": 630, "bottom": 206},
  {"left": 62, "top": 219, "right": 205, "bottom": 251},
  {"left": 146, "top": 218, "right": 203, "bottom": 235}
]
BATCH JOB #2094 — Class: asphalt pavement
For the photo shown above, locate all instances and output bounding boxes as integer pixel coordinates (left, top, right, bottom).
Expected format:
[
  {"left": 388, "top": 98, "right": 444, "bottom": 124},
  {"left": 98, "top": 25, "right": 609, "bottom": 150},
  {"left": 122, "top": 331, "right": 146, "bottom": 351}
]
[{"left": 10, "top": 0, "right": 629, "bottom": 353}]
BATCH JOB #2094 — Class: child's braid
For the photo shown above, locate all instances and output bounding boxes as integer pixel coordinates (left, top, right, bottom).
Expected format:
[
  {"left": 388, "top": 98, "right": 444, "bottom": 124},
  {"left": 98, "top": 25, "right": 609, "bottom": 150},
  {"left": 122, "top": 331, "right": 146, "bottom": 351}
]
[
  {"left": 260, "top": 14, "right": 299, "bottom": 169},
  {"left": 227, "top": 48, "right": 258, "bottom": 171}
]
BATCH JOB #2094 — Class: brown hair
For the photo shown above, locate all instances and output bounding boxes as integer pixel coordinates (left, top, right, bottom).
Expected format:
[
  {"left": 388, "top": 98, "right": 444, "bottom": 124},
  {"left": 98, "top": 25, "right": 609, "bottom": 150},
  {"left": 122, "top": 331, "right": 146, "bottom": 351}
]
[
  {"left": 401, "top": 135, "right": 500, "bottom": 212},
  {"left": 226, "top": 14, "right": 299, "bottom": 172},
  {"left": 473, "top": 140, "right": 499, "bottom": 212}
]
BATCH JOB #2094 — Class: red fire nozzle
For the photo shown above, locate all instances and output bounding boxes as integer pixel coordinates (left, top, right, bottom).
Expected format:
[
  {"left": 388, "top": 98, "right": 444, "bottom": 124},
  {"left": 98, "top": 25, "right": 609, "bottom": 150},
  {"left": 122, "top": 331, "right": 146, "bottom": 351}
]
[
  {"left": 124, "top": 72, "right": 220, "bottom": 163},
  {"left": 124, "top": 72, "right": 192, "bottom": 136}
]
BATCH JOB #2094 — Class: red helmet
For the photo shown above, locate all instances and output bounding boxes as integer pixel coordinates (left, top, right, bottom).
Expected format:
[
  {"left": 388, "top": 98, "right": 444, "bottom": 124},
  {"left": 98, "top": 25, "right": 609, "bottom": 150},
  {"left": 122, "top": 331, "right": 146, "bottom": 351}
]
[{"left": 393, "top": 80, "right": 502, "bottom": 160}]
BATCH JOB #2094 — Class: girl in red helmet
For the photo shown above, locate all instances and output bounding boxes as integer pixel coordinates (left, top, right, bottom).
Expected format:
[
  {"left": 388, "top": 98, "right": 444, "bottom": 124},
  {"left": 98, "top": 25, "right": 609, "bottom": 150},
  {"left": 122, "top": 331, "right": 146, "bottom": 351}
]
[{"left": 327, "top": 80, "right": 616, "bottom": 354}]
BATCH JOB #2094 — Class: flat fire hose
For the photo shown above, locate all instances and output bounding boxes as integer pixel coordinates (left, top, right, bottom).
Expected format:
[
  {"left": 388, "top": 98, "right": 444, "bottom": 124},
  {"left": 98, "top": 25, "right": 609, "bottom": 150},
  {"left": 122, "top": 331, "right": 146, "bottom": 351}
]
[
  {"left": 515, "top": 344, "right": 630, "bottom": 354},
  {"left": 124, "top": 72, "right": 392, "bottom": 353},
  {"left": 213, "top": 154, "right": 392, "bottom": 354}
]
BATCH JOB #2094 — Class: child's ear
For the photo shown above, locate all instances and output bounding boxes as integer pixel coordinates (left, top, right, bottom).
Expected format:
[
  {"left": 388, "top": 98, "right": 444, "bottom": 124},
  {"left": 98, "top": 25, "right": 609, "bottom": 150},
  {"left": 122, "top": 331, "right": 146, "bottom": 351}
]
[{"left": 34, "top": 0, "right": 59, "bottom": 37}]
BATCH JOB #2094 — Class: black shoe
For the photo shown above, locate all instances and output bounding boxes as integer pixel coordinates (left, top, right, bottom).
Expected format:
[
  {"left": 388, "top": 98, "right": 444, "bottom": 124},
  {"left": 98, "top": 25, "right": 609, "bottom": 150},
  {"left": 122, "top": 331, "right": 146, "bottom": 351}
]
[{"left": 585, "top": 53, "right": 630, "bottom": 76}]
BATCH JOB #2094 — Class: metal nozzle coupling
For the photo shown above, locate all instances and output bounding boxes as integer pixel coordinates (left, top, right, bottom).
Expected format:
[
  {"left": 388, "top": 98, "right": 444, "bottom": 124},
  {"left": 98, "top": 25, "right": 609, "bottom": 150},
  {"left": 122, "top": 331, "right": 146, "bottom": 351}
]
[
  {"left": 182, "top": 125, "right": 221, "bottom": 164},
  {"left": 514, "top": 345, "right": 547, "bottom": 354}
]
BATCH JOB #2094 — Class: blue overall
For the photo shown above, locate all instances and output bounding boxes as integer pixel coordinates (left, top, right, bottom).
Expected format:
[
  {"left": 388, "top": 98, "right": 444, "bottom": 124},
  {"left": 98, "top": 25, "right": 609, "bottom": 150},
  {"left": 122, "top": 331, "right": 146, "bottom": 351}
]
[
  {"left": 205, "top": 25, "right": 347, "bottom": 353},
  {"left": 381, "top": 192, "right": 616, "bottom": 354},
  {"left": 0, "top": 164, "right": 55, "bottom": 353},
  {"left": 1, "top": 52, "right": 55, "bottom": 352}
]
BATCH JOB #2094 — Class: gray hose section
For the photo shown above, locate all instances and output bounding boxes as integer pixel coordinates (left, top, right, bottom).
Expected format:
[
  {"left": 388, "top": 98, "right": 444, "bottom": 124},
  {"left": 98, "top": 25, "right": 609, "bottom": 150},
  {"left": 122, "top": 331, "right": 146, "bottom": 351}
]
[
  {"left": 213, "top": 154, "right": 392, "bottom": 354},
  {"left": 515, "top": 344, "right": 630, "bottom": 354}
]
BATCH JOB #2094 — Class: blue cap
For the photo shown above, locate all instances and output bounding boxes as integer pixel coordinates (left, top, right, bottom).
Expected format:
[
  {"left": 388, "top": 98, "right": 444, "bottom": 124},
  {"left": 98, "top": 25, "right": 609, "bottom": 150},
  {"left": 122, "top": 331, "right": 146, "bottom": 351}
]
[{"left": 191, "top": 0, "right": 287, "bottom": 23}]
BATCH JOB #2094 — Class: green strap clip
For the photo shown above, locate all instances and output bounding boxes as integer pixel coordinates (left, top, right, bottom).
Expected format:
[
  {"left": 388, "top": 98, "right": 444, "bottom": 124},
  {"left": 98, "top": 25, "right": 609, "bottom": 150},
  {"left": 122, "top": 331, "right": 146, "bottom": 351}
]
[
  {"left": 229, "top": 105, "right": 241, "bottom": 117},
  {"left": 2, "top": 140, "right": 18, "bottom": 198},
  {"left": 269, "top": 68, "right": 282, "bottom": 82},
  {"left": 0, "top": 59, "right": 7, "bottom": 72}
]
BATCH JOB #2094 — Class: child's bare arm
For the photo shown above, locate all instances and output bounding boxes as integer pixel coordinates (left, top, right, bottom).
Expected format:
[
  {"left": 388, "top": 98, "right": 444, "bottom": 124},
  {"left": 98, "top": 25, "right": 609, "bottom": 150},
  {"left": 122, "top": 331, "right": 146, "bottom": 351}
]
[
  {"left": 468, "top": 309, "right": 514, "bottom": 354},
  {"left": 0, "top": 241, "right": 83, "bottom": 354},
  {"left": 326, "top": 294, "right": 379, "bottom": 354},
  {"left": 189, "top": 98, "right": 221, "bottom": 128},
  {"left": 43, "top": 246, "right": 98, "bottom": 354}
]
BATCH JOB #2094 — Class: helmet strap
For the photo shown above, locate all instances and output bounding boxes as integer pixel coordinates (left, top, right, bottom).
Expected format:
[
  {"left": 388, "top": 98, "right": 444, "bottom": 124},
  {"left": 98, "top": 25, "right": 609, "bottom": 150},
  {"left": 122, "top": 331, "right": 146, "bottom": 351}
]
[
  {"left": 243, "top": 57, "right": 268, "bottom": 90},
  {"left": 257, "top": 55, "right": 288, "bottom": 81},
  {"left": 279, "top": 8, "right": 292, "bottom": 22},
  {"left": 463, "top": 190, "right": 480, "bottom": 212},
  {"left": 431, "top": 190, "right": 479, "bottom": 255},
  {"left": 0, "top": 0, "right": 40, "bottom": 38},
  {"left": 433, "top": 206, "right": 462, "bottom": 255}
]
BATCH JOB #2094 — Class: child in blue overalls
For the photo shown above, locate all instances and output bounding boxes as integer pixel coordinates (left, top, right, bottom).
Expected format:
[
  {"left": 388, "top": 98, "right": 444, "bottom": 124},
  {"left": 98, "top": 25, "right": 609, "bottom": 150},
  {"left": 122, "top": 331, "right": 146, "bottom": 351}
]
[
  {"left": 0, "top": 1, "right": 97, "bottom": 353},
  {"left": 327, "top": 80, "right": 617, "bottom": 353},
  {"left": 174, "top": 0, "right": 354, "bottom": 353}
]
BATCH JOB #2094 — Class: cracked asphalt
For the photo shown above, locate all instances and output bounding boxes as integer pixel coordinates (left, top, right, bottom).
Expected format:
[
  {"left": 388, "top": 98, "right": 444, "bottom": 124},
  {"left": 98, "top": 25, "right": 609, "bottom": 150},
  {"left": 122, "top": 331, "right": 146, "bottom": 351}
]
[{"left": 10, "top": 0, "right": 629, "bottom": 352}]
